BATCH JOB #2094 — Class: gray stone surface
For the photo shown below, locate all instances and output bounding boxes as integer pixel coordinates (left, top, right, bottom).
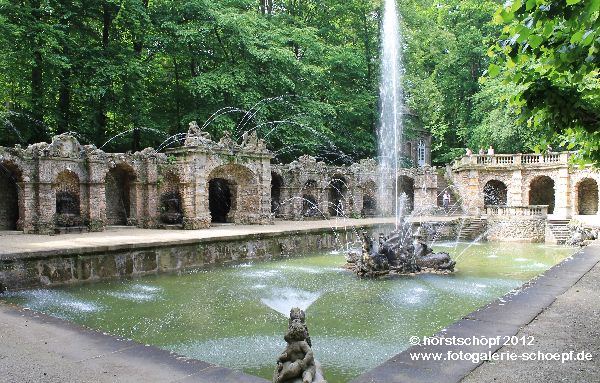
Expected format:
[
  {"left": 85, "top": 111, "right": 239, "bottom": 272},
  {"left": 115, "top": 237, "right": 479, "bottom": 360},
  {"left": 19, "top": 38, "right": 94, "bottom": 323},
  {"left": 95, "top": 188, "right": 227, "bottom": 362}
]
[
  {"left": 0, "top": 218, "right": 397, "bottom": 259},
  {"left": 0, "top": 302, "right": 268, "bottom": 383},
  {"left": 461, "top": 242, "right": 600, "bottom": 383}
]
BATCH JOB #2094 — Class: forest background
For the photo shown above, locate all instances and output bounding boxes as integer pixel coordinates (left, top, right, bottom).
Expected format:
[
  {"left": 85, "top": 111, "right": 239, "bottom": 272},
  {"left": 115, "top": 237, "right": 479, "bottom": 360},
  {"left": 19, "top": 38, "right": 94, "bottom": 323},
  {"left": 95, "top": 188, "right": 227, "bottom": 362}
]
[{"left": 1, "top": 0, "right": 597, "bottom": 165}]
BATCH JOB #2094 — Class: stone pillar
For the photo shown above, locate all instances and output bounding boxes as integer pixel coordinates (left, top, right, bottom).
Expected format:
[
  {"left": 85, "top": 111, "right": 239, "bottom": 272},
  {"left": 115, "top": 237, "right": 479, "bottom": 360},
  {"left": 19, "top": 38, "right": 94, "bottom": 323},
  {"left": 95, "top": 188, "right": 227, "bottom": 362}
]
[
  {"left": 87, "top": 161, "right": 106, "bottom": 232},
  {"left": 36, "top": 181, "right": 55, "bottom": 234},
  {"left": 181, "top": 180, "right": 200, "bottom": 229},
  {"left": 130, "top": 181, "right": 141, "bottom": 226},
  {"left": 36, "top": 158, "right": 56, "bottom": 234},
  {"left": 18, "top": 181, "right": 36, "bottom": 233},
  {"left": 554, "top": 167, "right": 571, "bottom": 218},
  {"left": 320, "top": 185, "right": 330, "bottom": 218},
  {"left": 467, "top": 170, "right": 482, "bottom": 215},
  {"left": 259, "top": 158, "right": 273, "bottom": 224},
  {"left": 145, "top": 160, "right": 160, "bottom": 228},
  {"left": 194, "top": 172, "right": 211, "bottom": 228},
  {"left": 510, "top": 169, "right": 523, "bottom": 206}
]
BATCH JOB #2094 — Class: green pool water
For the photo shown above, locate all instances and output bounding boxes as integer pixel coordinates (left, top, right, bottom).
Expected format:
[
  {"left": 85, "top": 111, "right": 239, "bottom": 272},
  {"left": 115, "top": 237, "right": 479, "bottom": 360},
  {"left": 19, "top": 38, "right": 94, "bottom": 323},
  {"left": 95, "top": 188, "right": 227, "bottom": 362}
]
[{"left": 1, "top": 242, "right": 576, "bottom": 382}]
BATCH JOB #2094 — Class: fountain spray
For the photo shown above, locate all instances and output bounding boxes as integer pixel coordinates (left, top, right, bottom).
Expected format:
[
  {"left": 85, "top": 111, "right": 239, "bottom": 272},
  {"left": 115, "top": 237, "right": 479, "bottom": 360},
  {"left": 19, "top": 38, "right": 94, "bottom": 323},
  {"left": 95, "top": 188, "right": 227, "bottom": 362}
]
[{"left": 378, "top": 0, "right": 404, "bottom": 229}]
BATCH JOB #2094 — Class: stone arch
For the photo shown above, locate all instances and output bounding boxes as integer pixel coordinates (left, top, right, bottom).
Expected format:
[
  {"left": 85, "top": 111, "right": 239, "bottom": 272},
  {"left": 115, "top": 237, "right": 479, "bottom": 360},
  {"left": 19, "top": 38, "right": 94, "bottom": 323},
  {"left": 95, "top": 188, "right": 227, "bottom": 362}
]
[
  {"left": 271, "top": 171, "right": 284, "bottom": 216},
  {"left": 159, "top": 172, "right": 183, "bottom": 224},
  {"left": 55, "top": 170, "right": 81, "bottom": 226},
  {"left": 304, "top": 179, "right": 318, "bottom": 189},
  {"left": 328, "top": 175, "right": 348, "bottom": 217},
  {"left": 0, "top": 161, "right": 22, "bottom": 230},
  {"left": 302, "top": 194, "right": 319, "bottom": 217},
  {"left": 395, "top": 175, "right": 414, "bottom": 213},
  {"left": 576, "top": 178, "right": 598, "bottom": 215},
  {"left": 361, "top": 180, "right": 377, "bottom": 217},
  {"left": 529, "top": 175, "right": 555, "bottom": 214},
  {"left": 105, "top": 164, "right": 137, "bottom": 225},
  {"left": 483, "top": 180, "right": 508, "bottom": 206},
  {"left": 207, "top": 164, "right": 257, "bottom": 224}
]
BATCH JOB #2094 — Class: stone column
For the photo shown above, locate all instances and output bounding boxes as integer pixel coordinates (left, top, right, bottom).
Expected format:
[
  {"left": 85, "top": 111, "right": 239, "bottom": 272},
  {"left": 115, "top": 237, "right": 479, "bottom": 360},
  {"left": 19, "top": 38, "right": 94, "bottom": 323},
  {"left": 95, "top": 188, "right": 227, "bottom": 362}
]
[
  {"left": 259, "top": 158, "right": 273, "bottom": 224},
  {"left": 36, "top": 158, "right": 56, "bottom": 234},
  {"left": 176, "top": 157, "right": 199, "bottom": 229},
  {"left": 320, "top": 185, "right": 331, "bottom": 218},
  {"left": 554, "top": 166, "right": 571, "bottom": 218},
  {"left": 467, "top": 170, "right": 482, "bottom": 215},
  {"left": 130, "top": 181, "right": 141, "bottom": 226},
  {"left": 145, "top": 160, "right": 160, "bottom": 227},
  {"left": 87, "top": 161, "right": 106, "bottom": 232},
  {"left": 510, "top": 169, "right": 523, "bottom": 206}
]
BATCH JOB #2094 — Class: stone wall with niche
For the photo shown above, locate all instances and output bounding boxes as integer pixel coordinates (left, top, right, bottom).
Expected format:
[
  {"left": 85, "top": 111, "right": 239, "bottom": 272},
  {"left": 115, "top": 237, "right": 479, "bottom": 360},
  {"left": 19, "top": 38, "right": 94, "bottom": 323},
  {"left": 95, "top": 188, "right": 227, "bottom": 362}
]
[{"left": 271, "top": 157, "right": 439, "bottom": 220}]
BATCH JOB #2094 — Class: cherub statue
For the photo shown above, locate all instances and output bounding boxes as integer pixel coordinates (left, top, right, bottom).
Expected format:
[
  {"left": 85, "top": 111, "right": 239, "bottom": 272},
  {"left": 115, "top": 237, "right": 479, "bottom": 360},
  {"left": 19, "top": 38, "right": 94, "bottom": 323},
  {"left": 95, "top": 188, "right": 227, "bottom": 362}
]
[
  {"left": 287, "top": 307, "right": 312, "bottom": 347},
  {"left": 218, "top": 130, "right": 235, "bottom": 149},
  {"left": 184, "top": 121, "right": 212, "bottom": 146},
  {"left": 274, "top": 321, "right": 316, "bottom": 383}
]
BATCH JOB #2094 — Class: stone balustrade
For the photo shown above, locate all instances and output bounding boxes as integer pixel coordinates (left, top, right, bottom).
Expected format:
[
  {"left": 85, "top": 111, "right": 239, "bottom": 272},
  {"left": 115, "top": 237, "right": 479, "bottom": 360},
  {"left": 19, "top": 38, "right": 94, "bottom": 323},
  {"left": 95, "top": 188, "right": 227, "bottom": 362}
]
[
  {"left": 485, "top": 205, "right": 548, "bottom": 218},
  {"left": 455, "top": 152, "right": 570, "bottom": 168}
]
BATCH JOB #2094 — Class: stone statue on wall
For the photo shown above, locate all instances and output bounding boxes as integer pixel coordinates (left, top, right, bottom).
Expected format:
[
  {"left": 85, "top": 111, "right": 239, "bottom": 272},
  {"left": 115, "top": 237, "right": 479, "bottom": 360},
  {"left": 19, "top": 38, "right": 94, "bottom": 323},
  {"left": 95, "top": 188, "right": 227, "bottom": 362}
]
[
  {"left": 242, "top": 131, "right": 267, "bottom": 152},
  {"left": 218, "top": 131, "right": 237, "bottom": 150},
  {"left": 184, "top": 121, "right": 212, "bottom": 146},
  {"left": 273, "top": 308, "right": 326, "bottom": 383}
]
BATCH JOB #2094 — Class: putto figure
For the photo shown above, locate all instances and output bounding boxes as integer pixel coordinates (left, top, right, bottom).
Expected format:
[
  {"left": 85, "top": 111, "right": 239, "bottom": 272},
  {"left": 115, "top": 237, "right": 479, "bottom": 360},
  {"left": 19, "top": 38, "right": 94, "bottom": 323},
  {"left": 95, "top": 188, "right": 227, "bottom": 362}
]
[{"left": 273, "top": 308, "right": 326, "bottom": 383}]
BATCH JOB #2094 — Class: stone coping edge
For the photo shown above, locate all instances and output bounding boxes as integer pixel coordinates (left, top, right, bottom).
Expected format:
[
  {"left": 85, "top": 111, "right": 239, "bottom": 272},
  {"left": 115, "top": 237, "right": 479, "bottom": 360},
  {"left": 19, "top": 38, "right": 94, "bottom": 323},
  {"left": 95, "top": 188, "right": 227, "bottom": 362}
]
[
  {"left": 0, "top": 222, "right": 396, "bottom": 261},
  {"left": 350, "top": 242, "right": 600, "bottom": 383}
]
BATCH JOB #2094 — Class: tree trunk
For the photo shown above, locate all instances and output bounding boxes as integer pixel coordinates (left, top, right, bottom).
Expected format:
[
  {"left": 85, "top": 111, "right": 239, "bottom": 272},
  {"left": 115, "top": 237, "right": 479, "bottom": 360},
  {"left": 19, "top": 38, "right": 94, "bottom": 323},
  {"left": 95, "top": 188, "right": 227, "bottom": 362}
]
[
  {"left": 31, "top": 50, "right": 43, "bottom": 123},
  {"left": 97, "top": 3, "right": 112, "bottom": 138},
  {"left": 362, "top": 12, "right": 373, "bottom": 85},
  {"left": 58, "top": 69, "right": 71, "bottom": 132},
  {"left": 173, "top": 57, "right": 182, "bottom": 134},
  {"left": 30, "top": 0, "right": 43, "bottom": 123}
]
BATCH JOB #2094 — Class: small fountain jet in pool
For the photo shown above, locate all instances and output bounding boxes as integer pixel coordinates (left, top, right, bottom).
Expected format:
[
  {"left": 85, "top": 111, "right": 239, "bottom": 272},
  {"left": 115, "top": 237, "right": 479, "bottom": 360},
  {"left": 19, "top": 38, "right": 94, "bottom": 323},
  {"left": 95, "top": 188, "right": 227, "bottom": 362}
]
[
  {"left": 346, "top": 227, "right": 456, "bottom": 278},
  {"left": 273, "top": 308, "right": 327, "bottom": 383}
]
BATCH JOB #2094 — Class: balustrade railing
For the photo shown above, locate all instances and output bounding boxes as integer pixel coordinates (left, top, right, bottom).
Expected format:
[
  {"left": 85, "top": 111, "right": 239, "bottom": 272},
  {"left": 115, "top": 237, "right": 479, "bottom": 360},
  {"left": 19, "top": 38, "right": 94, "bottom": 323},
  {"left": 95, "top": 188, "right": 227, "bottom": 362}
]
[
  {"left": 456, "top": 152, "right": 569, "bottom": 168},
  {"left": 485, "top": 205, "right": 548, "bottom": 218}
]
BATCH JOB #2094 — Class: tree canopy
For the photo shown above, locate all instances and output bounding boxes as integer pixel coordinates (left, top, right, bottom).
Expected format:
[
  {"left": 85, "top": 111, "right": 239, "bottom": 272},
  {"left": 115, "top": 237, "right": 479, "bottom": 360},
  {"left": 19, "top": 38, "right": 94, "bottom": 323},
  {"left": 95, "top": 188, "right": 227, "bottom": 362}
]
[
  {"left": 2, "top": 0, "right": 594, "bottom": 166},
  {"left": 488, "top": 0, "right": 600, "bottom": 165}
]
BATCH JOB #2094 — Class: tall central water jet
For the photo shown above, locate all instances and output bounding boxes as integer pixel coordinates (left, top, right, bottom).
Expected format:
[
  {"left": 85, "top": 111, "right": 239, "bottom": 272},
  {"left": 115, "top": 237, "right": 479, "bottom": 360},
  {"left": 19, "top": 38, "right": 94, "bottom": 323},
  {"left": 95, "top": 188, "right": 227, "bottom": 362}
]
[{"left": 378, "top": 0, "right": 404, "bottom": 228}]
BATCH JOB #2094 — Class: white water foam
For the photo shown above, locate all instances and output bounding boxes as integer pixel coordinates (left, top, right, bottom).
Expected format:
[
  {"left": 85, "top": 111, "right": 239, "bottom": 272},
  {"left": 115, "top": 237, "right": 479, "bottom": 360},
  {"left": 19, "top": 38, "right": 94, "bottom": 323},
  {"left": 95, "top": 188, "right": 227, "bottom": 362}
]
[{"left": 260, "top": 288, "right": 321, "bottom": 316}]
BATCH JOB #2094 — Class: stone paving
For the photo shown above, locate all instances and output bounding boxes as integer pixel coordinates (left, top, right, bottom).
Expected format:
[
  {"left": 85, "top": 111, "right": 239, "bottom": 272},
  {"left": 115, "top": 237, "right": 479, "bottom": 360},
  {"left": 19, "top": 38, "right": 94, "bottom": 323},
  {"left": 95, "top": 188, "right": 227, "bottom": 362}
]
[
  {"left": 0, "top": 302, "right": 268, "bottom": 383},
  {"left": 461, "top": 242, "right": 600, "bottom": 383}
]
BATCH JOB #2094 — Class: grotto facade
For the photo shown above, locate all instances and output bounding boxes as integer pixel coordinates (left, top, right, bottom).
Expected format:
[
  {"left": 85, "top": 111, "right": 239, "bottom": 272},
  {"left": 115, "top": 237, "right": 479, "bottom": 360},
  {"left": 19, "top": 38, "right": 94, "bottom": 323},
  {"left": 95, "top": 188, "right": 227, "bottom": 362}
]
[
  {"left": 1, "top": 123, "right": 598, "bottom": 235},
  {"left": 0, "top": 123, "right": 272, "bottom": 234}
]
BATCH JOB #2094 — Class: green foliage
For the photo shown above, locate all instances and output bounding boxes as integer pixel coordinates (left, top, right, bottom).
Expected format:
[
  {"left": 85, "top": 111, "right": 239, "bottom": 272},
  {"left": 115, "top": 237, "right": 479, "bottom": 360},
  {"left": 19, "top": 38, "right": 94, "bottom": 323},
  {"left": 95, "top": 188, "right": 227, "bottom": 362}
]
[
  {"left": 0, "top": 0, "right": 540, "bottom": 166},
  {"left": 400, "top": 0, "right": 502, "bottom": 164},
  {"left": 488, "top": 0, "right": 600, "bottom": 165},
  {"left": 470, "top": 76, "right": 534, "bottom": 153},
  {"left": 0, "top": 0, "right": 380, "bottom": 164}
]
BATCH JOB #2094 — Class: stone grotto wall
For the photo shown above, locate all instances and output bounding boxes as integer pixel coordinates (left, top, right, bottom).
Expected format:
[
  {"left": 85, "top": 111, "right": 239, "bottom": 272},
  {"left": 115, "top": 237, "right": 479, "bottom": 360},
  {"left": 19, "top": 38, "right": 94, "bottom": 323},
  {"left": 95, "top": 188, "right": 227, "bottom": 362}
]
[{"left": 486, "top": 216, "right": 547, "bottom": 243}]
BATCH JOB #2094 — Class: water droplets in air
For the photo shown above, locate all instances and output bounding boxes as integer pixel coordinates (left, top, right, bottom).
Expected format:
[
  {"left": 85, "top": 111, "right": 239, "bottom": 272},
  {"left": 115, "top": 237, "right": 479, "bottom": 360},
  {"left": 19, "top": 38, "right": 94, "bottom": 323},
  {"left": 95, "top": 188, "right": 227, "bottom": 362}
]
[{"left": 378, "top": 0, "right": 404, "bottom": 228}]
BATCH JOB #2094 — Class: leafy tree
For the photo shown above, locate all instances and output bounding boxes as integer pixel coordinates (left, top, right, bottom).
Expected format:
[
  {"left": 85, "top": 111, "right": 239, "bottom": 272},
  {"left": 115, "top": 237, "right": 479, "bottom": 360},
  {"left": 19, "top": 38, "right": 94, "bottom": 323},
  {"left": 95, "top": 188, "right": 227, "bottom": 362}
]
[{"left": 488, "top": 0, "right": 600, "bottom": 165}]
